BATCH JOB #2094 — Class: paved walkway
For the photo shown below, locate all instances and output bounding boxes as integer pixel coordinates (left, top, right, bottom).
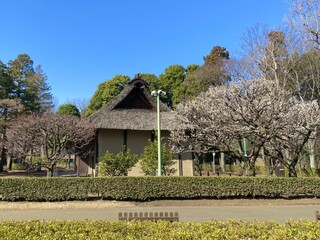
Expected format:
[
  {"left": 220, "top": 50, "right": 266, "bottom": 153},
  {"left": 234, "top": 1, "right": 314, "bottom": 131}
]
[{"left": 1, "top": 205, "right": 319, "bottom": 223}]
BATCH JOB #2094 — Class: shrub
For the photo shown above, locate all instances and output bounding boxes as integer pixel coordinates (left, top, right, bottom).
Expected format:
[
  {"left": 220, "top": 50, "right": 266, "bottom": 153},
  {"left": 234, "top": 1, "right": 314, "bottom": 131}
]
[
  {"left": 99, "top": 148, "right": 138, "bottom": 176},
  {"left": 0, "top": 220, "right": 319, "bottom": 239},
  {"left": 140, "top": 139, "right": 175, "bottom": 176},
  {"left": 0, "top": 177, "right": 319, "bottom": 201}
]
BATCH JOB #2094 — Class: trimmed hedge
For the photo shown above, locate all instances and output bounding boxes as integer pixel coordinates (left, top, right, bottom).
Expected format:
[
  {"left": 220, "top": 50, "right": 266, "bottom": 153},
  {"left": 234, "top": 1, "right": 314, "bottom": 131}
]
[
  {"left": 0, "top": 177, "right": 319, "bottom": 201},
  {"left": 0, "top": 220, "right": 319, "bottom": 239}
]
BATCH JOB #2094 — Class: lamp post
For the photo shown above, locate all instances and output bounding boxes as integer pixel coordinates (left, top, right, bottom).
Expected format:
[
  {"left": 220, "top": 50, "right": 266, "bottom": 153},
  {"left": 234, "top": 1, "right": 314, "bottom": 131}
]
[
  {"left": 151, "top": 90, "right": 166, "bottom": 176},
  {"left": 243, "top": 138, "right": 247, "bottom": 157}
]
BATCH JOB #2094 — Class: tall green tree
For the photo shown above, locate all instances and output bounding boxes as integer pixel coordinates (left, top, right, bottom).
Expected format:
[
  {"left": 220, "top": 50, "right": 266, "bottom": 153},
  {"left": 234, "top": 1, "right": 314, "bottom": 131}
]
[
  {"left": 0, "top": 61, "right": 21, "bottom": 171},
  {"left": 158, "top": 65, "right": 186, "bottom": 107},
  {"left": 203, "top": 46, "right": 230, "bottom": 65},
  {"left": 0, "top": 54, "right": 53, "bottom": 171},
  {"left": 85, "top": 75, "right": 130, "bottom": 116},
  {"left": 1, "top": 61, "right": 14, "bottom": 171},
  {"left": 7, "top": 54, "right": 53, "bottom": 113},
  {"left": 182, "top": 46, "right": 230, "bottom": 101},
  {"left": 138, "top": 73, "right": 159, "bottom": 91},
  {"left": 57, "top": 104, "right": 80, "bottom": 117},
  {"left": 0, "top": 61, "right": 15, "bottom": 100}
]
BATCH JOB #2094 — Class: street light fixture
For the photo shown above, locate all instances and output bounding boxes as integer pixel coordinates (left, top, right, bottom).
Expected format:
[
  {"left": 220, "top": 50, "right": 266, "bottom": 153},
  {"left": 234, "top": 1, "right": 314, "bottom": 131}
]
[{"left": 151, "top": 90, "right": 166, "bottom": 176}]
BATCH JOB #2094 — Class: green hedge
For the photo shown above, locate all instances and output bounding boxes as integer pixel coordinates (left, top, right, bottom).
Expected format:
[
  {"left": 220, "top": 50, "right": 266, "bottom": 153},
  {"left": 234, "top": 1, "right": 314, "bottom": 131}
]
[
  {"left": 0, "top": 177, "right": 319, "bottom": 201},
  {"left": 0, "top": 220, "right": 319, "bottom": 239}
]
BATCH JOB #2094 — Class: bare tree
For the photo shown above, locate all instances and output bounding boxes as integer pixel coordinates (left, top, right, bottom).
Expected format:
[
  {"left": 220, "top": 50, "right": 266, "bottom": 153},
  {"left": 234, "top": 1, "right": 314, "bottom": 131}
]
[
  {"left": 238, "top": 22, "right": 320, "bottom": 106},
  {"left": 239, "top": 25, "right": 301, "bottom": 85},
  {"left": 7, "top": 113, "right": 95, "bottom": 176},
  {"left": 286, "top": 0, "right": 320, "bottom": 49}
]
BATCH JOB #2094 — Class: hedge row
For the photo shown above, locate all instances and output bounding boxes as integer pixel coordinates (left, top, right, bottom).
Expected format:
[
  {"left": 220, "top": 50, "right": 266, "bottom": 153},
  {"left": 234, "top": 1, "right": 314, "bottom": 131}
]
[
  {"left": 0, "top": 177, "right": 319, "bottom": 201},
  {"left": 0, "top": 220, "right": 319, "bottom": 239}
]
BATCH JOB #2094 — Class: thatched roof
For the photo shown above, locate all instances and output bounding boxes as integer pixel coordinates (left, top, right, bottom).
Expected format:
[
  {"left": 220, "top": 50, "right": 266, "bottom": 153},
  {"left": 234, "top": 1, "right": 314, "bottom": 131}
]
[{"left": 89, "top": 77, "right": 177, "bottom": 131}]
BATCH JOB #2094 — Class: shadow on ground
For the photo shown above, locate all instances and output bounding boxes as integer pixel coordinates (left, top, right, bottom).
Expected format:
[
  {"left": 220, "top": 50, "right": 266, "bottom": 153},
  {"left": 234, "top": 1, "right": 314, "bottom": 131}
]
[{"left": 0, "top": 167, "right": 76, "bottom": 178}]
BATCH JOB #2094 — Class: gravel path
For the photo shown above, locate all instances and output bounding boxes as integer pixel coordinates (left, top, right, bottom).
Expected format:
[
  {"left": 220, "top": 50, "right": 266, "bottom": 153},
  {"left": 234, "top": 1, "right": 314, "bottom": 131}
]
[{"left": 1, "top": 198, "right": 319, "bottom": 210}]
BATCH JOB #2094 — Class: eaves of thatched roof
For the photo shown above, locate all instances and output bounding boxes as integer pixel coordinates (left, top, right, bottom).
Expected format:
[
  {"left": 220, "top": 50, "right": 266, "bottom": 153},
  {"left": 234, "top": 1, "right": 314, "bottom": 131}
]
[{"left": 89, "top": 77, "right": 177, "bottom": 131}]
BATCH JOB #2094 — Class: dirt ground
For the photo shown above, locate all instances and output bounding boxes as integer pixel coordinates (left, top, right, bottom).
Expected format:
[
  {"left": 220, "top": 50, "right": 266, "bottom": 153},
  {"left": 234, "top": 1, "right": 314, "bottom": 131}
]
[{"left": 0, "top": 198, "right": 319, "bottom": 211}]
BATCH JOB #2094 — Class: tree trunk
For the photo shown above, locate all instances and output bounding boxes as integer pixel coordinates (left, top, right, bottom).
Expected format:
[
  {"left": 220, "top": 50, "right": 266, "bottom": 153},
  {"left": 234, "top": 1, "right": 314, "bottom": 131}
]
[
  {"left": 47, "top": 168, "right": 53, "bottom": 177},
  {"left": 219, "top": 152, "right": 225, "bottom": 172},
  {"left": 7, "top": 155, "right": 12, "bottom": 171},
  {"left": 238, "top": 160, "right": 244, "bottom": 176},
  {"left": 47, "top": 163, "right": 56, "bottom": 177},
  {"left": 269, "top": 158, "right": 276, "bottom": 176},
  {"left": 288, "top": 163, "right": 297, "bottom": 177},
  {"left": 249, "top": 160, "right": 256, "bottom": 176},
  {"left": 0, "top": 146, "right": 6, "bottom": 172}
]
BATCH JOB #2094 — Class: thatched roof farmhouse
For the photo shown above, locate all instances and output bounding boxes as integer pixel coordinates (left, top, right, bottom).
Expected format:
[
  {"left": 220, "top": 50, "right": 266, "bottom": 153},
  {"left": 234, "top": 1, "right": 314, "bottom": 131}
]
[
  {"left": 76, "top": 76, "right": 193, "bottom": 176},
  {"left": 89, "top": 77, "right": 176, "bottom": 131}
]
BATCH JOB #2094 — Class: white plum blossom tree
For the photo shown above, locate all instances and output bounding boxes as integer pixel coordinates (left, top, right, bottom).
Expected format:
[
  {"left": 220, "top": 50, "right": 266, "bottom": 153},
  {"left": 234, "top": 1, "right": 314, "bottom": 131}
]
[{"left": 170, "top": 78, "right": 320, "bottom": 176}]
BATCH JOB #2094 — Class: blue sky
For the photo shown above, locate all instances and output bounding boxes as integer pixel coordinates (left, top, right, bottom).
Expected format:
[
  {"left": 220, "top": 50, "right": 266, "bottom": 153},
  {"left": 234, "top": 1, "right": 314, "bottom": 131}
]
[{"left": 0, "top": 0, "right": 288, "bottom": 106}]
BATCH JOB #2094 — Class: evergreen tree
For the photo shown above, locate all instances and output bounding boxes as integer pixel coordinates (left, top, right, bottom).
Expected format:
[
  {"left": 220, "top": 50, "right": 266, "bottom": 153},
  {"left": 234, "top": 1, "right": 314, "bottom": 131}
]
[
  {"left": 57, "top": 104, "right": 80, "bottom": 117},
  {"left": 85, "top": 75, "right": 130, "bottom": 116},
  {"left": 7, "top": 54, "right": 53, "bottom": 113},
  {"left": 0, "top": 54, "right": 53, "bottom": 171}
]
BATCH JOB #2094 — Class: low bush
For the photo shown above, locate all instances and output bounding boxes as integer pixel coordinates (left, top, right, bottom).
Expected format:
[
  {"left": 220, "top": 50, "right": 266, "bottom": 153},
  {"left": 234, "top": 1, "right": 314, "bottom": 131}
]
[
  {"left": 0, "top": 177, "right": 319, "bottom": 201},
  {"left": 0, "top": 220, "right": 319, "bottom": 239},
  {"left": 98, "top": 148, "right": 138, "bottom": 176}
]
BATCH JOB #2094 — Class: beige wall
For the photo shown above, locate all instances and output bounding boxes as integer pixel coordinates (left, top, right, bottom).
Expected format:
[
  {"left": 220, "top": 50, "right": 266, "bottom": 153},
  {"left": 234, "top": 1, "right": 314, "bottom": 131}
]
[
  {"left": 128, "top": 161, "right": 143, "bottom": 176},
  {"left": 98, "top": 129, "right": 153, "bottom": 157},
  {"left": 128, "top": 159, "right": 194, "bottom": 177},
  {"left": 127, "top": 130, "right": 151, "bottom": 155},
  {"left": 98, "top": 129, "right": 124, "bottom": 157},
  {"left": 97, "top": 129, "right": 195, "bottom": 176},
  {"left": 181, "top": 159, "right": 194, "bottom": 176},
  {"left": 172, "top": 152, "right": 194, "bottom": 176}
]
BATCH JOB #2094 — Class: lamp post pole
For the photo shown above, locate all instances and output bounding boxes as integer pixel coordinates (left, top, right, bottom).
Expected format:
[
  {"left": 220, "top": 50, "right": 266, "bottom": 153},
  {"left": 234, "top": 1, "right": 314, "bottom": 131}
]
[
  {"left": 156, "top": 93, "right": 162, "bottom": 176},
  {"left": 151, "top": 90, "right": 166, "bottom": 176},
  {"left": 243, "top": 138, "right": 247, "bottom": 157}
]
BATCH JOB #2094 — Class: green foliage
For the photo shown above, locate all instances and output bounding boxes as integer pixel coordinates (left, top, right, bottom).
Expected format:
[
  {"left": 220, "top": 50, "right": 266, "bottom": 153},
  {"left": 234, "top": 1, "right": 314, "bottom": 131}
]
[
  {"left": 85, "top": 64, "right": 204, "bottom": 112},
  {"left": 203, "top": 45, "right": 230, "bottom": 65},
  {"left": 138, "top": 73, "right": 159, "bottom": 91},
  {"left": 57, "top": 103, "right": 80, "bottom": 117},
  {"left": 158, "top": 65, "right": 186, "bottom": 107},
  {"left": 98, "top": 148, "right": 138, "bottom": 176},
  {"left": 10, "top": 162, "right": 25, "bottom": 170},
  {"left": 85, "top": 75, "right": 130, "bottom": 116},
  {"left": 299, "top": 168, "right": 320, "bottom": 177},
  {"left": 0, "top": 61, "right": 15, "bottom": 100},
  {"left": 186, "top": 64, "right": 200, "bottom": 74},
  {"left": 140, "top": 140, "right": 175, "bottom": 176},
  {"left": 174, "top": 47, "right": 231, "bottom": 104},
  {"left": 1, "top": 54, "right": 52, "bottom": 171},
  {"left": 0, "top": 220, "right": 319, "bottom": 239},
  {"left": 0, "top": 177, "right": 320, "bottom": 201},
  {"left": 6, "top": 54, "right": 53, "bottom": 113}
]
